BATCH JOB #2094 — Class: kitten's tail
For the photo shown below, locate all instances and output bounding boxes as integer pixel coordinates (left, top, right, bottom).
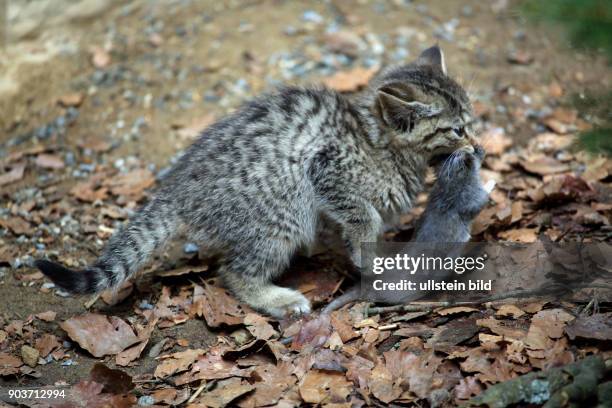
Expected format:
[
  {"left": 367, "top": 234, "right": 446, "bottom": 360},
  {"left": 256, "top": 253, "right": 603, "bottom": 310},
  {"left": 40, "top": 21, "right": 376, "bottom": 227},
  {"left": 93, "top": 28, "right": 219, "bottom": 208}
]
[{"left": 35, "top": 197, "right": 178, "bottom": 294}]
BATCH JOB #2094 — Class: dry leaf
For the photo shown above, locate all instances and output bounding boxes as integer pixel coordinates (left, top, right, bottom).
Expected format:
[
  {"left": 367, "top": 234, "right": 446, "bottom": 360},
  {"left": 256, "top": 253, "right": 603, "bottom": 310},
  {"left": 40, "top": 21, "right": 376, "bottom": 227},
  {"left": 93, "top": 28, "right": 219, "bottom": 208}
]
[
  {"left": 565, "top": 312, "right": 612, "bottom": 341},
  {"left": 192, "top": 377, "right": 254, "bottom": 408},
  {"left": 106, "top": 168, "right": 155, "bottom": 200},
  {"left": 369, "top": 363, "right": 401, "bottom": 403},
  {"left": 384, "top": 350, "right": 441, "bottom": 399},
  {"left": 192, "top": 282, "right": 245, "bottom": 327},
  {"left": 18, "top": 271, "right": 44, "bottom": 281},
  {"left": 510, "top": 201, "right": 523, "bottom": 224},
  {"left": 543, "top": 118, "right": 570, "bottom": 134},
  {"left": 497, "top": 228, "right": 538, "bottom": 243},
  {"left": 60, "top": 313, "right": 140, "bottom": 357},
  {"left": 89, "top": 363, "right": 134, "bottom": 395},
  {"left": 71, "top": 181, "right": 108, "bottom": 202},
  {"left": 0, "top": 217, "right": 33, "bottom": 236},
  {"left": 35, "top": 310, "right": 57, "bottom": 322},
  {"left": 244, "top": 313, "right": 277, "bottom": 340},
  {"left": 156, "top": 263, "right": 208, "bottom": 277},
  {"left": 472, "top": 206, "right": 498, "bottom": 235},
  {"left": 116, "top": 316, "right": 158, "bottom": 366},
  {"left": 324, "top": 30, "right": 365, "bottom": 57},
  {"left": 35, "top": 334, "right": 61, "bottom": 358},
  {"left": 581, "top": 155, "right": 611, "bottom": 182},
  {"left": 548, "top": 82, "right": 563, "bottom": 98},
  {"left": 330, "top": 310, "right": 358, "bottom": 342},
  {"left": 63, "top": 380, "right": 136, "bottom": 408},
  {"left": 520, "top": 156, "right": 570, "bottom": 176},
  {"left": 152, "top": 388, "right": 178, "bottom": 405},
  {"left": 454, "top": 376, "right": 483, "bottom": 400},
  {"left": 174, "top": 346, "right": 247, "bottom": 385},
  {"left": 524, "top": 309, "right": 574, "bottom": 350},
  {"left": 0, "top": 162, "right": 26, "bottom": 186},
  {"left": 299, "top": 369, "right": 352, "bottom": 404},
  {"left": 481, "top": 127, "right": 512, "bottom": 156},
  {"left": 58, "top": 93, "right": 85, "bottom": 107},
  {"left": 78, "top": 137, "right": 113, "bottom": 153},
  {"left": 528, "top": 133, "right": 574, "bottom": 153},
  {"left": 322, "top": 67, "right": 376, "bottom": 92},
  {"left": 495, "top": 304, "right": 525, "bottom": 319},
  {"left": 437, "top": 306, "right": 479, "bottom": 316},
  {"left": 101, "top": 281, "right": 134, "bottom": 306},
  {"left": 507, "top": 50, "right": 533, "bottom": 65},
  {"left": 291, "top": 314, "right": 332, "bottom": 352},
  {"left": 239, "top": 362, "right": 296, "bottom": 407},
  {"left": 0, "top": 353, "right": 23, "bottom": 376},
  {"left": 35, "top": 154, "right": 65, "bottom": 169},
  {"left": 476, "top": 318, "right": 527, "bottom": 340},
  {"left": 154, "top": 348, "right": 206, "bottom": 378},
  {"left": 174, "top": 114, "right": 216, "bottom": 140}
]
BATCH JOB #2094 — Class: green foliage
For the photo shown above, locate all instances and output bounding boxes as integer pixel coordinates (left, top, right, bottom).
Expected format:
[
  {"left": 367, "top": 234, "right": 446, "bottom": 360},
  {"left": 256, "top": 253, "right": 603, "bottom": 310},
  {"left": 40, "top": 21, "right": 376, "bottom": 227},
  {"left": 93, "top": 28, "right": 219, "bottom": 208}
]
[
  {"left": 523, "top": 0, "right": 612, "bottom": 156},
  {"left": 578, "top": 127, "right": 612, "bottom": 155},
  {"left": 523, "top": 0, "right": 612, "bottom": 58},
  {"left": 571, "top": 91, "right": 612, "bottom": 155}
]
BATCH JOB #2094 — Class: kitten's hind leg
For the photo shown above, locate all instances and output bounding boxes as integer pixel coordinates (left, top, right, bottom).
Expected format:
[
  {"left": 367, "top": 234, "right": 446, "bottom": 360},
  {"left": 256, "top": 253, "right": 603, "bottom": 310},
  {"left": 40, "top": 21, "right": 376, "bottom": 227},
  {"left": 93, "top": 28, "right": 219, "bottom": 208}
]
[{"left": 220, "top": 254, "right": 311, "bottom": 319}]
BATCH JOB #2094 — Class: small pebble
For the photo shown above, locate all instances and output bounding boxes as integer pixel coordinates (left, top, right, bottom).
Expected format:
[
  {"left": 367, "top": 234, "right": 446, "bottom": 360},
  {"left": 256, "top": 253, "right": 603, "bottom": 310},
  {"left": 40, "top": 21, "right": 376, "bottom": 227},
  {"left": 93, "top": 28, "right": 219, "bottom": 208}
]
[
  {"left": 138, "top": 395, "right": 156, "bottom": 406},
  {"left": 55, "top": 289, "right": 71, "bottom": 298},
  {"left": 284, "top": 25, "right": 298, "bottom": 36},
  {"left": 138, "top": 300, "right": 155, "bottom": 310},
  {"left": 183, "top": 242, "right": 199, "bottom": 254},
  {"left": 302, "top": 10, "right": 323, "bottom": 24}
]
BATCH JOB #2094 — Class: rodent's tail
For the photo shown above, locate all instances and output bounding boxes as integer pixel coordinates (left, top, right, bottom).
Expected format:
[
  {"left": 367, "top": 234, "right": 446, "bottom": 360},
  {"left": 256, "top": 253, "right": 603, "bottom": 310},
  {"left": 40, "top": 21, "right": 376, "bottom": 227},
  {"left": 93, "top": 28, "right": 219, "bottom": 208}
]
[{"left": 35, "top": 197, "right": 178, "bottom": 294}]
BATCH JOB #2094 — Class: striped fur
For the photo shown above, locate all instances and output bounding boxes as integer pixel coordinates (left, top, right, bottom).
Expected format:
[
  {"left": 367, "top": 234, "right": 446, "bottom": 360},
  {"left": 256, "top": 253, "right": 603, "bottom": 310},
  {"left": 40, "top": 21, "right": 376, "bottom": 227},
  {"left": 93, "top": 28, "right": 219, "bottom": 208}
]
[{"left": 36, "top": 46, "right": 476, "bottom": 318}]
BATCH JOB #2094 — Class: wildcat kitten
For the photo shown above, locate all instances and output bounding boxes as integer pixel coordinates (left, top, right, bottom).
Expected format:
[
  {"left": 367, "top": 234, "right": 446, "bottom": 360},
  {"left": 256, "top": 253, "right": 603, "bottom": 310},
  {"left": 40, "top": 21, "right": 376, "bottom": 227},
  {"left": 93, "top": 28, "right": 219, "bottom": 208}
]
[
  {"left": 36, "top": 46, "right": 477, "bottom": 318},
  {"left": 322, "top": 145, "right": 490, "bottom": 313}
]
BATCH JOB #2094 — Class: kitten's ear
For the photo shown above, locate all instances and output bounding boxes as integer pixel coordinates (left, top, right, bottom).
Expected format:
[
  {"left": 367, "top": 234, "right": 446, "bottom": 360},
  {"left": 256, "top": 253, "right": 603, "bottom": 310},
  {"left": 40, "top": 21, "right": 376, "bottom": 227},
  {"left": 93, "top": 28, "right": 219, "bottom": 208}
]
[
  {"left": 416, "top": 45, "right": 447, "bottom": 75},
  {"left": 375, "top": 83, "right": 441, "bottom": 132}
]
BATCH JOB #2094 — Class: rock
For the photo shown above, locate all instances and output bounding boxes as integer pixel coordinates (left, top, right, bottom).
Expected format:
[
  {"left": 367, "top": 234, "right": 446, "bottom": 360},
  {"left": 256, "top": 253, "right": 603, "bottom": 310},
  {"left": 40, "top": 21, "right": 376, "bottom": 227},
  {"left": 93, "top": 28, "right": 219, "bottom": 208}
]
[{"left": 21, "top": 345, "right": 39, "bottom": 367}]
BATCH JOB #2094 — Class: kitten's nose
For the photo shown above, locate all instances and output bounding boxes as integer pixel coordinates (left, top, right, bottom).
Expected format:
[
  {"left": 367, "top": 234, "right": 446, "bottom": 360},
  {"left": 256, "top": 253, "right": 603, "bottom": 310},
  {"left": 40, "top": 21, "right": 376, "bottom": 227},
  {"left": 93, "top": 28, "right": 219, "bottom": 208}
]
[{"left": 466, "top": 133, "right": 479, "bottom": 150}]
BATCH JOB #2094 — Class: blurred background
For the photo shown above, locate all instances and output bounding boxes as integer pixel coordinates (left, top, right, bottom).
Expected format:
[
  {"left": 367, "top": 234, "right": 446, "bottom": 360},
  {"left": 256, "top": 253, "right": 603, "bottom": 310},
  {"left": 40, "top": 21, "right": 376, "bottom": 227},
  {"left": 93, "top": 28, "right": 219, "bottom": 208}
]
[{"left": 0, "top": 0, "right": 611, "bottom": 395}]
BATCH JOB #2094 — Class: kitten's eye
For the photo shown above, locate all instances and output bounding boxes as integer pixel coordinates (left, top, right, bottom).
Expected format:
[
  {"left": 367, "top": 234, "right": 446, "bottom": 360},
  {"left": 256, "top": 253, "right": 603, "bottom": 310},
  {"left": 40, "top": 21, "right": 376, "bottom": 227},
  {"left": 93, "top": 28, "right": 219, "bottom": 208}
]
[{"left": 451, "top": 126, "right": 465, "bottom": 138}]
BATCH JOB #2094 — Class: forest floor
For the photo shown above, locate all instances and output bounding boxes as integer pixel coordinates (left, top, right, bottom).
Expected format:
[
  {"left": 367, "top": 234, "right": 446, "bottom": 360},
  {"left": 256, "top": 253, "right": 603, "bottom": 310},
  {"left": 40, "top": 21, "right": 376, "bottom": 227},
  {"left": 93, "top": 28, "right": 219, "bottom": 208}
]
[{"left": 0, "top": 0, "right": 610, "bottom": 407}]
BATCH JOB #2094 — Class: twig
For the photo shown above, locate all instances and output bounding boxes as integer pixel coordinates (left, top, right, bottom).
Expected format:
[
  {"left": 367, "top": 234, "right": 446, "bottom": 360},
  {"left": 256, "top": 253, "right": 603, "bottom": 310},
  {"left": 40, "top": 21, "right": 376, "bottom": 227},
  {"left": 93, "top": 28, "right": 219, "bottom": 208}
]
[
  {"left": 84, "top": 294, "right": 100, "bottom": 309},
  {"left": 366, "top": 283, "right": 612, "bottom": 316},
  {"left": 132, "top": 379, "right": 164, "bottom": 384},
  {"left": 580, "top": 297, "right": 596, "bottom": 316},
  {"left": 187, "top": 381, "right": 212, "bottom": 404},
  {"left": 377, "top": 323, "right": 398, "bottom": 331},
  {"left": 367, "top": 303, "right": 443, "bottom": 316},
  {"left": 331, "top": 276, "right": 345, "bottom": 296}
]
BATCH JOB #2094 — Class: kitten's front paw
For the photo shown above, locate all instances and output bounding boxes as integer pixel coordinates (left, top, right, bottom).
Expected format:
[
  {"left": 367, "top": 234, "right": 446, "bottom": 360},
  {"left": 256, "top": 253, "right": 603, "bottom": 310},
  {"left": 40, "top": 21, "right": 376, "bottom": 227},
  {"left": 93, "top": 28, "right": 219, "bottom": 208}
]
[{"left": 261, "top": 287, "right": 311, "bottom": 319}]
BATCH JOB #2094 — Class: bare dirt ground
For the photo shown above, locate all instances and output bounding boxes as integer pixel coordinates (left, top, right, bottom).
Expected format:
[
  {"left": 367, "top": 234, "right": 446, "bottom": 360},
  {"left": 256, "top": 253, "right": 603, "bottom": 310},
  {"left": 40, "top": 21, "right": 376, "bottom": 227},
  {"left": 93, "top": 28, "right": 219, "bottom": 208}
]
[{"left": 0, "top": 1, "right": 610, "bottom": 407}]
